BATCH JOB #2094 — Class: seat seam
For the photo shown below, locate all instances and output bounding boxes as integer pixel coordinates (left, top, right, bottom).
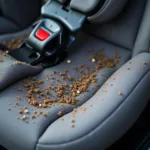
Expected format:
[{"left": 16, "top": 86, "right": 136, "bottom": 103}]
[{"left": 36, "top": 68, "right": 150, "bottom": 147}]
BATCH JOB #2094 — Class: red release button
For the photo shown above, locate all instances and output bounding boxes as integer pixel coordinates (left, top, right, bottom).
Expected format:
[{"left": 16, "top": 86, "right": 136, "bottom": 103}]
[{"left": 35, "top": 28, "right": 50, "bottom": 41}]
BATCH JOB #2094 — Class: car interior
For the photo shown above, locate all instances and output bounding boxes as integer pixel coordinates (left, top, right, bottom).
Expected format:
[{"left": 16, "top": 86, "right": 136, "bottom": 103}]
[{"left": 0, "top": 0, "right": 150, "bottom": 150}]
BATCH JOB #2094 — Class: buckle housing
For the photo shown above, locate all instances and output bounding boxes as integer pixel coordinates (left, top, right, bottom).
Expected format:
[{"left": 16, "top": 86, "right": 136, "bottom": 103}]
[{"left": 9, "top": 0, "right": 86, "bottom": 68}]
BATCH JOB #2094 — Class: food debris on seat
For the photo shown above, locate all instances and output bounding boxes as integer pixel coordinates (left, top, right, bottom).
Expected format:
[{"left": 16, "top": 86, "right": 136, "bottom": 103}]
[{"left": 1, "top": 48, "right": 121, "bottom": 124}]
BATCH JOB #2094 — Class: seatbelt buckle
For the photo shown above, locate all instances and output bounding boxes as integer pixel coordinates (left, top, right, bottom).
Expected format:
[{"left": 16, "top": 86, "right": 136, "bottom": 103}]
[
  {"left": 26, "top": 19, "right": 63, "bottom": 55},
  {"left": 9, "top": 1, "right": 86, "bottom": 68},
  {"left": 42, "top": 0, "right": 86, "bottom": 32},
  {"left": 21, "top": 18, "right": 67, "bottom": 67}
]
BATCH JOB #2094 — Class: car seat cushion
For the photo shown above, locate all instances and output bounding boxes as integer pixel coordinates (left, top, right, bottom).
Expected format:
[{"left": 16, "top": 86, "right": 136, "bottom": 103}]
[
  {"left": 133, "top": 0, "right": 150, "bottom": 56},
  {"left": 0, "top": 50, "right": 43, "bottom": 91},
  {"left": 0, "top": 0, "right": 150, "bottom": 150},
  {"left": 38, "top": 53, "right": 150, "bottom": 150},
  {"left": 0, "top": 32, "right": 131, "bottom": 150}
]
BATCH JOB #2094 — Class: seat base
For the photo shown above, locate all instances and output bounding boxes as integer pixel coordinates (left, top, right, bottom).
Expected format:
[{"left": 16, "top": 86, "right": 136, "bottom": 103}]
[{"left": 0, "top": 32, "right": 131, "bottom": 150}]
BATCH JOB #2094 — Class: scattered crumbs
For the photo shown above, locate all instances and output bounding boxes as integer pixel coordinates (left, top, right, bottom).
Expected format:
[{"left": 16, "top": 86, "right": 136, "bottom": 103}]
[
  {"left": 7, "top": 50, "right": 120, "bottom": 123},
  {"left": 1, "top": 38, "right": 23, "bottom": 49}
]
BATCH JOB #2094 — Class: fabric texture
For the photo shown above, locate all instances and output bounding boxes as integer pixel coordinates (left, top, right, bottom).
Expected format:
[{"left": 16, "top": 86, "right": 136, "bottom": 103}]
[
  {"left": 84, "top": 0, "right": 147, "bottom": 50},
  {"left": 70, "top": 0, "right": 100, "bottom": 13},
  {"left": 38, "top": 53, "right": 150, "bottom": 150},
  {"left": 0, "top": 33, "right": 131, "bottom": 150},
  {"left": 0, "top": 52, "right": 43, "bottom": 91},
  {"left": 88, "top": 0, "right": 128, "bottom": 24},
  {"left": 0, "top": 0, "right": 41, "bottom": 35},
  {"left": 0, "top": 17, "right": 20, "bottom": 34},
  {"left": 0, "top": 0, "right": 150, "bottom": 150},
  {"left": 133, "top": 0, "right": 150, "bottom": 56}
]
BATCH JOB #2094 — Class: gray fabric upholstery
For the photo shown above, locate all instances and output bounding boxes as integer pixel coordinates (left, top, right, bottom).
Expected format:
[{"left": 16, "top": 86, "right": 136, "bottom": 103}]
[
  {"left": 0, "top": 0, "right": 41, "bottom": 35},
  {"left": 0, "top": 17, "right": 21, "bottom": 34},
  {"left": 70, "top": 0, "right": 100, "bottom": 13},
  {"left": 88, "top": 0, "right": 128, "bottom": 24},
  {"left": 133, "top": 0, "right": 150, "bottom": 56},
  {"left": 0, "top": 33, "right": 131, "bottom": 150},
  {"left": 0, "top": 27, "right": 32, "bottom": 42},
  {"left": 0, "top": 52, "right": 43, "bottom": 91},
  {"left": 85, "top": 0, "right": 147, "bottom": 50},
  {"left": 0, "top": 0, "right": 150, "bottom": 150},
  {"left": 38, "top": 53, "right": 150, "bottom": 150}
]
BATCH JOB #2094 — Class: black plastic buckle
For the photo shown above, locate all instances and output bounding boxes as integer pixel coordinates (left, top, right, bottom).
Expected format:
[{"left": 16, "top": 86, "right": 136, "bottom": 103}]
[
  {"left": 31, "top": 47, "right": 67, "bottom": 68},
  {"left": 10, "top": 18, "right": 67, "bottom": 68},
  {"left": 22, "top": 18, "right": 75, "bottom": 68},
  {"left": 9, "top": 43, "right": 67, "bottom": 68},
  {"left": 42, "top": 0, "right": 86, "bottom": 32},
  {"left": 8, "top": 0, "right": 85, "bottom": 68}
]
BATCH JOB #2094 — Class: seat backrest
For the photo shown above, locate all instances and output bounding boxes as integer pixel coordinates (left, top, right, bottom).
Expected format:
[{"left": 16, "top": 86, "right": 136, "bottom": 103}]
[
  {"left": 84, "top": 0, "right": 147, "bottom": 53},
  {"left": 0, "top": 0, "right": 42, "bottom": 28},
  {"left": 57, "top": 0, "right": 128, "bottom": 23}
]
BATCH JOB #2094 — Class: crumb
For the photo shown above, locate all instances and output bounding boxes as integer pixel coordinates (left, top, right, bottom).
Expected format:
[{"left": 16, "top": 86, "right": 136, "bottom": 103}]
[
  {"left": 58, "top": 111, "right": 63, "bottom": 117},
  {"left": 118, "top": 92, "right": 122, "bottom": 96},
  {"left": 142, "top": 61, "right": 147, "bottom": 65},
  {"left": 67, "top": 60, "right": 71, "bottom": 64},
  {"left": 91, "top": 58, "right": 96, "bottom": 63}
]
